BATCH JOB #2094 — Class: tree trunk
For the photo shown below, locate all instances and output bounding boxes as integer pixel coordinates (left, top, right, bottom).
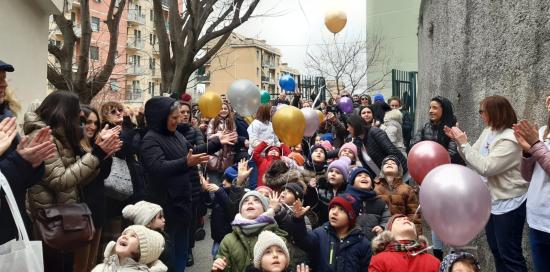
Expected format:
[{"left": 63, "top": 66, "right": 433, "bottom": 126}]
[{"left": 418, "top": 1, "right": 544, "bottom": 270}]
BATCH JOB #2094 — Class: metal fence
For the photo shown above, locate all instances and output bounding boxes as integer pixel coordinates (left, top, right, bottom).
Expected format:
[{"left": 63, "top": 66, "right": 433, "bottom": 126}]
[
  {"left": 269, "top": 75, "right": 328, "bottom": 105},
  {"left": 391, "top": 69, "right": 417, "bottom": 123}
]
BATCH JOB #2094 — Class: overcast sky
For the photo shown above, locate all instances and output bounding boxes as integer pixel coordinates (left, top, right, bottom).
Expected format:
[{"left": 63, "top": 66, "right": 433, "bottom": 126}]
[{"left": 236, "top": 0, "right": 367, "bottom": 73}]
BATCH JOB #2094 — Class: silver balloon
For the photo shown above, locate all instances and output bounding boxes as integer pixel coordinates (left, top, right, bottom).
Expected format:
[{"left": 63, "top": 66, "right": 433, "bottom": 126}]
[
  {"left": 301, "top": 108, "right": 320, "bottom": 137},
  {"left": 227, "top": 79, "right": 261, "bottom": 116}
]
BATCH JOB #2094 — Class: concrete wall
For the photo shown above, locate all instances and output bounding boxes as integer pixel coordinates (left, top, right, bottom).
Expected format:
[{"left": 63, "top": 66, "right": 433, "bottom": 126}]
[
  {"left": 417, "top": 0, "right": 548, "bottom": 270},
  {"left": 0, "top": 0, "right": 62, "bottom": 119}
]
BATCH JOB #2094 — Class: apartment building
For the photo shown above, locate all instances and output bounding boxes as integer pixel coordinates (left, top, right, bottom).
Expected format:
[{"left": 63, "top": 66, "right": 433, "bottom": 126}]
[
  {"left": 196, "top": 33, "right": 300, "bottom": 98},
  {"left": 48, "top": 0, "right": 172, "bottom": 106}
]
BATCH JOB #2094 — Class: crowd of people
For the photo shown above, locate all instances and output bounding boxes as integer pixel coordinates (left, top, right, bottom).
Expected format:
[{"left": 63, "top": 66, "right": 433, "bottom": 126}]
[{"left": 0, "top": 58, "right": 549, "bottom": 272}]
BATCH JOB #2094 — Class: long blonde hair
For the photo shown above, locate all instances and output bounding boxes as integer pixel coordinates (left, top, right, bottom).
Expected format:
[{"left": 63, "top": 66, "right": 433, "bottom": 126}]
[{"left": 4, "top": 88, "right": 21, "bottom": 117}]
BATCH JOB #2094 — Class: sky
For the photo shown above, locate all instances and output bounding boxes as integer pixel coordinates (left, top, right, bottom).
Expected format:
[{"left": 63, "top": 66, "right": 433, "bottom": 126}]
[{"left": 235, "top": 0, "right": 367, "bottom": 73}]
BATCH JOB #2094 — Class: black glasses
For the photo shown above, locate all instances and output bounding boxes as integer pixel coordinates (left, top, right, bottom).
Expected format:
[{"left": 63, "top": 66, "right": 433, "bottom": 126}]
[{"left": 110, "top": 108, "right": 123, "bottom": 115}]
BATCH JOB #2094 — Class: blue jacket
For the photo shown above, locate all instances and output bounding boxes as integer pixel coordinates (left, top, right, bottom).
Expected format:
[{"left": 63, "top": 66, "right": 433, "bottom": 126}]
[{"left": 290, "top": 217, "right": 372, "bottom": 272}]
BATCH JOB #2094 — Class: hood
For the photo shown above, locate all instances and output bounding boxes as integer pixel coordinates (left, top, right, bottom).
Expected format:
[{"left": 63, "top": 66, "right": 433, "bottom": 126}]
[
  {"left": 371, "top": 231, "right": 429, "bottom": 255},
  {"left": 145, "top": 97, "right": 177, "bottom": 135},
  {"left": 345, "top": 186, "right": 377, "bottom": 202},
  {"left": 23, "top": 111, "right": 47, "bottom": 135},
  {"left": 383, "top": 109, "right": 402, "bottom": 124},
  {"left": 265, "top": 168, "right": 302, "bottom": 190}
]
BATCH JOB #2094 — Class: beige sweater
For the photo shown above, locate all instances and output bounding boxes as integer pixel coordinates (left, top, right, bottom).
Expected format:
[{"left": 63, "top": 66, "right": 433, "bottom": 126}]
[{"left": 457, "top": 127, "right": 528, "bottom": 200}]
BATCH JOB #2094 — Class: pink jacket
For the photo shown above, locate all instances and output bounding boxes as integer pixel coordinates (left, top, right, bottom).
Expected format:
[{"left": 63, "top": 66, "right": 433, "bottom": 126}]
[{"left": 520, "top": 141, "right": 550, "bottom": 181}]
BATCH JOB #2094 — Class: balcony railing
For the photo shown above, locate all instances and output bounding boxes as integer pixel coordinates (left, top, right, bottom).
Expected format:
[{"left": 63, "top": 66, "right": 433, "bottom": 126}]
[
  {"left": 128, "top": 10, "right": 145, "bottom": 25},
  {"left": 261, "top": 76, "right": 270, "bottom": 83},
  {"left": 127, "top": 65, "right": 144, "bottom": 76},
  {"left": 126, "top": 39, "right": 144, "bottom": 50},
  {"left": 262, "top": 61, "right": 276, "bottom": 69}
]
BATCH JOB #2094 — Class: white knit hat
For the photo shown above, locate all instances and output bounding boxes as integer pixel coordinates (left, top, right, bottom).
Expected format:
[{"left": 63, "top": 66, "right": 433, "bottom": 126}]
[
  {"left": 253, "top": 231, "right": 289, "bottom": 269},
  {"left": 124, "top": 225, "right": 165, "bottom": 265},
  {"left": 122, "top": 201, "right": 163, "bottom": 226}
]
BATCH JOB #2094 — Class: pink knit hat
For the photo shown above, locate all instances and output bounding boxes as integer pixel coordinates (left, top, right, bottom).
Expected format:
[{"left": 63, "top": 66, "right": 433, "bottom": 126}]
[
  {"left": 339, "top": 143, "right": 358, "bottom": 160},
  {"left": 320, "top": 140, "right": 333, "bottom": 151}
]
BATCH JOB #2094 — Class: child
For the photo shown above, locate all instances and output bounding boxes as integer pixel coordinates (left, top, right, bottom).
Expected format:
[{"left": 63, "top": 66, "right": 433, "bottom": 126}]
[
  {"left": 252, "top": 141, "right": 291, "bottom": 187},
  {"left": 345, "top": 167, "right": 390, "bottom": 241},
  {"left": 374, "top": 155, "right": 421, "bottom": 234},
  {"left": 122, "top": 201, "right": 166, "bottom": 231},
  {"left": 338, "top": 142, "right": 359, "bottom": 167},
  {"left": 245, "top": 230, "right": 292, "bottom": 272},
  {"left": 316, "top": 157, "right": 351, "bottom": 225},
  {"left": 263, "top": 159, "right": 303, "bottom": 192},
  {"left": 369, "top": 214, "right": 439, "bottom": 271},
  {"left": 439, "top": 252, "right": 481, "bottom": 272},
  {"left": 301, "top": 145, "right": 328, "bottom": 190},
  {"left": 291, "top": 193, "right": 372, "bottom": 271},
  {"left": 288, "top": 143, "right": 305, "bottom": 166},
  {"left": 92, "top": 225, "right": 166, "bottom": 272},
  {"left": 212, "top": 191, "right": 288, "bottom": 272}
]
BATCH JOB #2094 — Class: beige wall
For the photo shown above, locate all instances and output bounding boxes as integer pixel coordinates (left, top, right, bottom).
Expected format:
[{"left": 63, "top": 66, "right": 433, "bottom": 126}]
[
  {"left": 206, "top": 47, "right": 261, "bottom": 95},
  {"left": 1, "top": 0, "right": 62, "bottom": 120}
]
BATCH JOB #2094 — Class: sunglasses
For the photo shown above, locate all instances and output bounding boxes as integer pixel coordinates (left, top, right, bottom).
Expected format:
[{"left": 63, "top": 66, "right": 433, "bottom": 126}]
[{"left": 110, "top": 108, "right": 124, "bottom": 115}]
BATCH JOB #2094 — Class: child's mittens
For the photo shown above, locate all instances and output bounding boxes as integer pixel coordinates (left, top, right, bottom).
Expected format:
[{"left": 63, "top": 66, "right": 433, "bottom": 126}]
[{"left": 149, "top": 260, "right": 168, "bottom": 272}]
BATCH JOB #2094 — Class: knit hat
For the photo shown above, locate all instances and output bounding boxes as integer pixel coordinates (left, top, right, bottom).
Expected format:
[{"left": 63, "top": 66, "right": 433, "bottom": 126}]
[
  {"left": 283, "top": 182, "right": 304, "bottom": 201},
  {"left": 287, "top": 152, "right": 305, "bottom": 166},
  {"left": 373, "top": 93, "right": 385, "bottom": 103},
  {"left": 223, "top": 165, "right": 238, "bottom": 183},
  {"left": 329, "top": 194, "right": 360, "bottom": 226},
  {"left": 255, "top": 185, "right": 273, "bottom": 194},
  {"left": 380, "top": 155, "right": 404, "bottom": 178},
  {"left": 253, "top": 231, "right": 290, "bottom": 269},
  {"left": 339, "top": 142, "right": 358, "bottom": 160},
  {"left": 123, "top": 225, "right": 165, "bottom": 265},
  {"left": 320, "top": 140, "right": 333, "bottom": 151},
  {"left": 348, "top": 167, "right": 375, "bottom": 186},
  {"left": 320, "top": 133, "right": 334, "bottom": 144},
  {"left": 310, "top": 144, "right": 327, "bottom": 160},
  {"left": 327, "top": 157, "right": 352, "bottom": 183},
  {"left": 122, "top": 201, "right": 163, "bottom": 226},
  {"left": 439, "top": 252, "right": 481, "bottom": 272},
  {"left": 239, "top": 191, "right": 270, "bottom": 213},
  {"left": 266, "top": 145, "right": 282, "bottom": 155},
  {"left": 386, "top": 214, "right": 407, "bottom": 231}
]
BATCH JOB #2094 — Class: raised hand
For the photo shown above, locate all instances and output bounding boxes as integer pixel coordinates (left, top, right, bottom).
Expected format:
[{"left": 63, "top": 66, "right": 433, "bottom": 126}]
[
  {"left": 236, "top": 158, "right": 253, "bottom": 186},
  {"left": 443, "top": 125, "right": 454, "bottom": 140},
  {"left": 293, "top": 200, "right": 310, "bottom": 219},
  {"left": 0, "top": 117, "right": 18, "bottom": 156},
  {"left": 212, "top": 257, "right": 227, "bottom": 271},
  {"left": 219, "top": 131, "right": 237, "bottom": 145},
  {"left": 187, "top": 149, "right": 209, "bottom": 167},
  {"left": 514, "top": 120, "right": 540, "bottom": 146},
  {"left": 372, "top": 225, "right": 383, "bottom": 234},
  {"left": 268, "top": 191, "right": 281, "bottom": 212},
  {"left": 308, "top": 178, "right": 317, "bottom": 188},
  {"left": 97, "top": 124, "right": 122, "bottom": 141},
  {"left": 296, "top": 263, "right": 310, "bottom": 272},
  {"left": 17, "top": 130, "right": 57, "bottom": 168}
]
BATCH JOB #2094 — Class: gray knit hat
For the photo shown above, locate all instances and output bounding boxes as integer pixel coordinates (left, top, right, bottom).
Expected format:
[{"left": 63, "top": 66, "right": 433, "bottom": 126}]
[
  {"left": 239, "top": 190, "right": 269, "bottom": 213},
  {"left": 253, "top": 231, "right": 290, "bottom": 269}
]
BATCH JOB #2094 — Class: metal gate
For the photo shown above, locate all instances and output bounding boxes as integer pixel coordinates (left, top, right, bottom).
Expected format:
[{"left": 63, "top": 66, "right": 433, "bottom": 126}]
[
  {"left": 269, "top": 75, "right": 327, "bottom": 104},
  {"left": 391, "top": 69, "right": 417, "bottom": 122}
]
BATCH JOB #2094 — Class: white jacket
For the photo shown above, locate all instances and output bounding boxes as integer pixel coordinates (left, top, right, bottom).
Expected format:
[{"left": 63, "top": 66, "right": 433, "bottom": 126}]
[
  {"left": 458, "top": 127, "right": 529, "bottom": 200},
  {"left": 247, "top": 119, "right": 279, "bottom": 155},
  {"left": 380, "top": 109, "right": 406, "bottom": 156}
]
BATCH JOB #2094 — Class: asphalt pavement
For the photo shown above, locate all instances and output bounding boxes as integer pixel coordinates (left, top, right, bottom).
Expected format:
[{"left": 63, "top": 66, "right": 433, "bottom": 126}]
[{"left": 188, "top": 213, "right": 214, "bottom": 272}]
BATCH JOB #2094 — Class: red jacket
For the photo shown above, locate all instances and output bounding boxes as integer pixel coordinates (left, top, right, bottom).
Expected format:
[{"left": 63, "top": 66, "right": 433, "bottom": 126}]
[
  {"left": 252, "top": 141, "right": 290, "bottom": 187},
  {"left": 368, "top": 251, "right": 440, "bottom": 272}
]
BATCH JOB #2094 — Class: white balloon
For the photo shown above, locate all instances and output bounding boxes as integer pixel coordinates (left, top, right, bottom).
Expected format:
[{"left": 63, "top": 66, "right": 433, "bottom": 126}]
[
  {"left": 301, "top": 108, "right": 320, "bottom": 137},
  {"left": 227, "top": 79, "right": 261, "bottom": 116}
]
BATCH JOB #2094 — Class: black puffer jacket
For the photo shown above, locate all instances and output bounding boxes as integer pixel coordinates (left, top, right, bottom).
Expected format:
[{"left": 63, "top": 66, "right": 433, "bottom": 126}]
[
  {"left": 140, "top": 97, "right": 210, "bottom": 221},
  {"left": 411, "top": 122, "right": 465, "bottom": 165},
  {"left": 345, "top": 187, "right": 390, "bottom": 241},
  {"left": 357, "top": 126, "right": 408, "bottom": 176}
]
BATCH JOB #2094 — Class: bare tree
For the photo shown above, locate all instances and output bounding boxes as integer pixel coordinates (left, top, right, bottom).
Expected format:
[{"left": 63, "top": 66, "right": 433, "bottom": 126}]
[
  {"left": 48, "top": 0, "right": 127, "bottom": 104},
  {"left": 305, "top": 31, "right": 393, "bottom": 95},
  {"left": 151, "top": 0, "right": 260, "bottom": 95}
]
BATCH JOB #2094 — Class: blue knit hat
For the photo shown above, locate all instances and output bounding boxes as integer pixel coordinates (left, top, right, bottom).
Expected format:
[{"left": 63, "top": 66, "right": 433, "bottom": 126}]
[
  {"left": 373, "top": 93, "right": 385, "bottom": 103},
  {"left": 348, "top": 167, "right": 375, "bottom": 186},
  {"left": 223, "top": 165, "right": 238, "bottom": 182},
  {"left": 327, "top": 157, "right": 352, "bottom": 183}
]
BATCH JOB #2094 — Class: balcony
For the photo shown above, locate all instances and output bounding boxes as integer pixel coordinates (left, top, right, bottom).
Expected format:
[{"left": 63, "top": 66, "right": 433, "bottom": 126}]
[
  {"left": 261, "top": 76, "right": 269, "bottom": 83},
  {"left": 128, "top": 10, "right": 145, "bottom": 25},
  {"left": 126, "top": 65, "right": 144, "bottom": 76},
  {"left": 73, "top": 24, "right": 81, "bottom": 38},
  {"left": 262, "top": 61, "right": 276, "bottom": 70},
  {"left": 196, "top": 74, "right": 210, "bottom": 82},
  {"left": 126, "top": 39, "right": 144, "bottom": 50}
]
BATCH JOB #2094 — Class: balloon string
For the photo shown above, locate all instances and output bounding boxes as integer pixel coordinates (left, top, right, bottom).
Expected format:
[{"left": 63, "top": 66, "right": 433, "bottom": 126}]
[
  {"left": 414, "top": 205, "right": 421, "bottom": 218},
  {"left": 410, "top": 245, "right": 433, "bottom": 256}
]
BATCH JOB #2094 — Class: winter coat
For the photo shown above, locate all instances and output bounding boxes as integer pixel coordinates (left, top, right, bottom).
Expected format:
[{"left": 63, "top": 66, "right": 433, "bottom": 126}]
[
  {"left": 207, "top": 117, "right": 237, "bottom": 173},
  {"left": 140, "top": 97, "right": 209, "bottom": 221},
  {"left": 374, "top": 178, "right": 421, "bottom": 234},
  {"left": 317, "top": 183, "right": 347, "bottom": 226},
  {"left": 290, "top": 217, "right": 372, "bottom": 272},
  {"left": 81, "top": 157, "right": 112, "bottom": 228},
  {"left": 252, "top": 141, "right": 290, "bottom": 187},
  {"left": 216, "top": 223, "right": 289, "bottom": 272},
  {"left": 247, "top": 119, "right": 279, "bottom": 155},
  {"left": 274, "top": 204, "right": 311, "bottom": 267},
  {"left": 346, "top": 187, "right": 391, "bottom": 241},
  {"left": 457, "top": 127, "right": 528, "bottom": 201},
  {"left": 24, "top": 112, "right": 102, "bottom": 216},
  {"left": 411, "top": 122, "right": 465, "bottom": 165},
  {"left": 245, "top": 266, "right": 290, "bottom": 272},
  {"left": 368, "top": 231, "right": 440, "bottom": 272},
  {"left": 358, "top": 127, "right": 408, "bottom": 177},
  {"left": 210, "top": 187, "right": 237, "bottom": 243},
  {"left": 380, "top": 110, "right": 406, "bottom": 157}
]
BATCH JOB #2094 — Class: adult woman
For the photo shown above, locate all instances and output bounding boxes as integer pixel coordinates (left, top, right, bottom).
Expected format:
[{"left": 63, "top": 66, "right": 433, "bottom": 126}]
[
  {"left": 359, "top": 106, "right": 377, "bottom": 127},
  {"left": 140, "top": 96, "right": 209, "bottom": 272},
  {"left": 24, "top": 91, "right": 121, "bottom": 272},
  {"left": 514, "top": 92, "right": 550, "bottom": 272},
  {"left": 77, "top": 105, "right": 114, "bottom": 272},
  {"left": 207, "top": 102, "right": 241, "bottom": 184},
  {"left": 345, "top": 114, "right": 408, "bottom": 178},
  {"left": 445, "top": 95, "right": 529, "bottom": 272}
]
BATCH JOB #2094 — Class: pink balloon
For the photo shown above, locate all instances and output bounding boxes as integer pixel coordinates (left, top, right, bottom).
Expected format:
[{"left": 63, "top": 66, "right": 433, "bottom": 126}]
[
  {"left": 420, "top": 164, "right": 491, "bottom": 246},
  {"left": 407, "top": 141, "right": 451, "bottom": 184},
  {"left": 301, "top": 108, "right": 320, "bottom": 137}
]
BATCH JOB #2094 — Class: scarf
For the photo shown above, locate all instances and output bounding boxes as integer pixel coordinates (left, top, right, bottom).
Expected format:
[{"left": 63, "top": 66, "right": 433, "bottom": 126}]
[
  {"left": 386, "top": 239, "right": 429, "bottom": 255},
  {"left": 231, "top": 212, "right": 276, "bottom": 236}
]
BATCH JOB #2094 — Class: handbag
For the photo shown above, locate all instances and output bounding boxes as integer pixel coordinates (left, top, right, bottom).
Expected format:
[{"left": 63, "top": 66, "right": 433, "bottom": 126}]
[
  {"left": 104, "top": 156, "right": 134, "bottom": 201},
  {"left": 34, "top": 202, "right": 95, "bottom": 251},
  {"left": 0, "top": 172, "right": 44, "bottom": 272},
  {"left": 207, "top": 147, "right": 234, "bottom": 172}
]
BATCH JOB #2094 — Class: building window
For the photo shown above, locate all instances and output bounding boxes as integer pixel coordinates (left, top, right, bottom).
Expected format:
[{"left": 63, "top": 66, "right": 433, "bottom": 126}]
[
  {"left": 149, "top": 82, "right": 155, "bottom": 95},
  {"left": 114, "top": 51, "right": 119, "bottom": 64},
  {"left": 150, "top": 10, "right": 154, "bottom": 21},
  {"left": 256, "top": 50, "right": 259, "bottom": 60},
  {"left": 90, "top": 46, "right": 99, "bottom": 60},
  {"left": 91, "top": 17, "right": 100, "bottom": 32},
  {"left": 132, "top": 80, "right": 140, "bottom": 92},
  {"left": 110, "top": 79, "right": 120, "bottom": 91},
  {"left": 149, "top": 57, "right": 155, "bottom": 69}
]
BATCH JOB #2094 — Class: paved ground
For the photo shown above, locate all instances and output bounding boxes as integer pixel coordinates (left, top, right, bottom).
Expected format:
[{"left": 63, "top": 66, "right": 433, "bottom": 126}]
[{"left": 188, "top": 213, "right": 214, "bottom": 272}]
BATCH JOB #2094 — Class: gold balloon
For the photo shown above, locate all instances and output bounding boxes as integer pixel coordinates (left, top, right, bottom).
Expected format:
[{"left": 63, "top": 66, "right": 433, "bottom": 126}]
[
  {"left": 324, "top": 9, "right": 347, "bottom": 34},
  {"left": 316, "top": 110, "right": 325, "bottom": 123},
  {"left": 272, "top": 106, "right": 306, "bottom": 147},
  {"left": 198, "top": 92, "right": 222, "bottom": 118}
]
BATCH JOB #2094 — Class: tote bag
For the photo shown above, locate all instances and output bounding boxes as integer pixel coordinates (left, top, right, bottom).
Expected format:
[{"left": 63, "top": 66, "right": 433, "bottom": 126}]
[
  {"left": 0, "top": 172, "right": 43, "bottom": 272},
  {"left": 104, "top": 157, "right": 133, "bottom": 200}
]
